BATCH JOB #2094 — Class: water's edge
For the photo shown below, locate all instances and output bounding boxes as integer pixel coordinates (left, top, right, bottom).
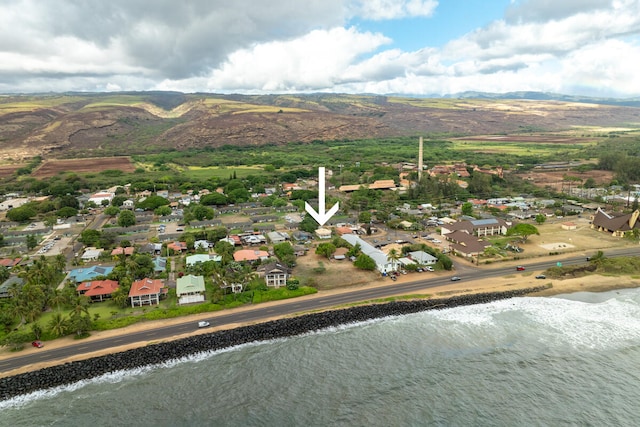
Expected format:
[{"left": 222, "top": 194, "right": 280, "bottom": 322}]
[{"left": 0, "top": 287, "right": 546, "bottom": 400}]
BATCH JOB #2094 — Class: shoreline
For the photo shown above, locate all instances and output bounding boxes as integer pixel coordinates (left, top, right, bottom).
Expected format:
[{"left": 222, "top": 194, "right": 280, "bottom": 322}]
[
  {"left": 0, "top": 270, "right": 637, "bottom": 380},
  {"left": 0, "top": 286, "right": 550, "bottom": 401}
]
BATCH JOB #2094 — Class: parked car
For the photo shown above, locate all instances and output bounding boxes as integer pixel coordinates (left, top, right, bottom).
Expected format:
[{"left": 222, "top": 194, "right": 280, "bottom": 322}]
[
  {"left": 535, "top": 274, "right": 546, "bottom": 279},
  {"left": 451, "top": 276, "right": 461, "bottom": 281},
  {"left": 516, "top": 266, "right": 526, "bottom": 271},
  {"left": 32, "top": 340, "right": 44, "bottom": 348},
  {"left": 425, "top": 266, "right": 434, "bottom": 272},
  {"left": 198, "top": 321, "right": 210, "bottom": 328}
]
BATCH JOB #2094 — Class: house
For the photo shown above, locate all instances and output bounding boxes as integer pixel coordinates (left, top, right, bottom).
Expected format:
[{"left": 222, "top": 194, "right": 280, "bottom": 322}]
[
  {"left": 186, "top": 254, "right": 221, "bottom": 266},
  {"left": 167, "top": 241, "right": 188, "bottom": 252},
  {"left": 342, "top": 234, "right": 396, "bottom": 274},
  {"left": 129, "top": 278, "right": 166, "bottom": 307},
  {"left": 176, "top": 274, "right": 206, "bottom": 305},
  {"left": 122, "top": 199, "right": 135, "bottom": 210},
  {"left": 152, "top": 257, "right": 167, "bottom": 273},
  {"left": 445, "top": 230, "right": 491, "bottom": 258},
  {"left": 440, "top": 218, "right": 508, "bottom": 237},
  {"left": 260, "top": 262, "right": 291, "bottom": 288},
  {"left": 68, "top": 266, "right": 114, "bottom": 283},
  {"left": 267, "top": 231, "right": 289, "bottom": 244},
  {"left": 407, "top": 251, "right": 438, "bottom": 265},
  {"left": 233, "top": 249, "right": 269, "bottom": 263},
  {"left": 111, "top": 246, "right": 135, "bottom": 257},
  {"left": 76, "top": 280, "right": 119, "bottom": 302},
  {"left": 0, "top": 258, "right": 22, "bottom": 269},
  {"left": 0, "top": 276, "right": 25, "bottom": 298},
  {"left": 88, "top": 192, "right": 115, "bottom": 206},
  {"left": 591, "top": 208, "right": 640, "bottom": 237},
  {"left": 194, "top": 240, "right": 211, "bottom": 251},
  {"left": 81, "top": 247, "right": 103, "bottom": 261},
  {"left": 315, "top": 228, "right": 332, "bottom": 240}
]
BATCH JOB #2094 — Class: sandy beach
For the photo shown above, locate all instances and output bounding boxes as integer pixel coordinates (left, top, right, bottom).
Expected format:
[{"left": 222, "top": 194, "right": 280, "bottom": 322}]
[{"left": 1, "top": 261, "right": 637, "bottom": 379}]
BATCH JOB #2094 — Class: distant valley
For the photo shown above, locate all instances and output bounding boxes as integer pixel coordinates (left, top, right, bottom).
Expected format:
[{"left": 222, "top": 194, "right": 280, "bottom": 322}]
[{"left": 1, "top": 92, "right": 640, "bottom": 161}]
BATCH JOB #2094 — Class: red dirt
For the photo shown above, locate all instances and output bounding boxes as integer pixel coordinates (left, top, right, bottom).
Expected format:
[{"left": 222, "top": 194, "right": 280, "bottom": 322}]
[
  {"left": 32, "top": 157, "right": 136, "bottom": 178},
  {"left": 0, "top": 165, "right": 22, "bottom": 178},
  {"left": 518, "top": 169, "right": 613, "bottom": 191}
]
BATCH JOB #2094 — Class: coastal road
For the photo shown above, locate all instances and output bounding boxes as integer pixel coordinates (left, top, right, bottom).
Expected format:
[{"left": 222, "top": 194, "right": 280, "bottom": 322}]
[{"left": 1, "top": 248, "right": 636, "bottom": 373}]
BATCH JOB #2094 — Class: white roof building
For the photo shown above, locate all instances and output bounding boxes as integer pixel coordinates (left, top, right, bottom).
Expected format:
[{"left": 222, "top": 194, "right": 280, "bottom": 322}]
[{"left": 341, "top": 234, "right": 396, "bottom": 273}]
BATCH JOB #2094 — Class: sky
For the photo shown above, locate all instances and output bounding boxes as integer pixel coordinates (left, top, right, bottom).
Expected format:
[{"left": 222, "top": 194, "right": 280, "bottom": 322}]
[{"left": 1, "top": 0, "right": 639, "bottom": 97}]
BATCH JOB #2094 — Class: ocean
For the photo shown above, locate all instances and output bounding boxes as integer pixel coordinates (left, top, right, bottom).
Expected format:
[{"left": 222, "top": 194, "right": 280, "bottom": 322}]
[{"left": 2, "top": 287, "right": 640, "bottom": 426}]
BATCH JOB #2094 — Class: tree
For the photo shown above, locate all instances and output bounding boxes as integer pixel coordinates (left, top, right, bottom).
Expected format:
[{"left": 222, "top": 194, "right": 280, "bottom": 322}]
[
  {"left": 506, "top": 223, "right": 540, "bottom": 242},
  {"left": 387, "top": 248, "right": 401, "bottom": 271},
  {"left": 316, "top": 242, "right": 337, "bottom": 259},
  {"left": 535, "top": 213, "right": 546, "bottom": 225},
  {"left": 461, "top": 202, "right": 474, "bottom": 216},
  {"left": 154, "top": 205, "right": 172, "bottom": 216},
  {"left": 358, "top": 211, "right": 372, "bottom": 224},
  {"left": 298, "top": 214, "right": 319, "bottom": 233},
  {"left": 104, "top": 206, "right": 120, "bottom": 217},
  {"left": 192, "top": 205, "right": 215, "bottom": 221},
  {"left": 117, "top": 210, "right": 136, "bottom": 227},
  {"left": 48, "top": 312, "right": 69, "bottom": 338},
  {"left": 6, "top": 206, "right": 36, "bottom": 222},
  {"left": 354, "top": 253, "right": 376, "bottom": 271},
  {"left": 57, "top": 206, "right": 78, "bottom": 218},
  {"left": 79, "top": 229, "right": 101, "bottom": 246},
  {"left": 200, "top": 193, "right": 228, "bottom": 206},
  {"left": 26, "top": 234, "right": 38, "bottom": 250}
]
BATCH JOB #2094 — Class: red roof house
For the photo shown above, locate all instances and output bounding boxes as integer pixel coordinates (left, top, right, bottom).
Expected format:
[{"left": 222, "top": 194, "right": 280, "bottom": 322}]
[
  {"left": 128, "top": 278, "right": 166, "bottom": 307},
  {"left": 76, "top": 280, "right": 119, "bottom": 302}
]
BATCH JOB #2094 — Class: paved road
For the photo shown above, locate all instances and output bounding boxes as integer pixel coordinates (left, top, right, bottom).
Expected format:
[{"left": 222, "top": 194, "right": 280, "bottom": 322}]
[{"left": 1, "top": 248, "right": 637, "bottom": 373}]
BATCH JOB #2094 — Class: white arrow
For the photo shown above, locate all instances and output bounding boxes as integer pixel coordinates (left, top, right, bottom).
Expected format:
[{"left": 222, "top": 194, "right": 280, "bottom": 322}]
[{"left": 305, "top": 166, "right": 339, "bottom": 226}]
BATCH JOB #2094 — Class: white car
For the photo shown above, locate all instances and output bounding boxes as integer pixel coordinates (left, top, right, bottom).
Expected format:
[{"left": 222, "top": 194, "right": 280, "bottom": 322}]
[
  {"left": 198, "top": 321, "right": 210, "bottom": 328},
  {"left": 425, "top": 266, "right": 434, "bottom": 272}
]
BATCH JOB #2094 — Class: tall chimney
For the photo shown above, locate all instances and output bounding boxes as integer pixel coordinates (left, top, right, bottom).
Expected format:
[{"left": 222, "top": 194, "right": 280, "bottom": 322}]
[{"left": 418, "top": 136, "right": 424, "bottom": 181}]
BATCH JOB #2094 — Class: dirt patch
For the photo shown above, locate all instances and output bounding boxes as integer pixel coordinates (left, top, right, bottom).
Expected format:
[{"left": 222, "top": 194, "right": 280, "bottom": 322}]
[
  {"left": 294, "top": 251, "right": 382, "bottom": 290},
  {"left": 518, "top": 169, "right": 613, "bottom": 192},
  {"left": 32, "top": 156, "right": 136, "bottom": 178},
  {"left": 0, "top": 164, "right": 22, "bottom": 178}
]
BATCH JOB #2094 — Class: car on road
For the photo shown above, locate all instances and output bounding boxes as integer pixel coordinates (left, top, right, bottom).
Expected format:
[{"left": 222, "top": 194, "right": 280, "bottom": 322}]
[
  {"left": 451, "top": 276, "right": 461, "bottom": 281},
  {"left": 197, "top": 321, "right": 210, "bottom": 328},
  {"left": 516, "top": 266, "right": 526, "bottom": 271},
  {"left": 535, "top": 274, "right": 546, "bottom": 279},
  {"left": 32, "top": 340, "right": 44, "bottom": 348}
]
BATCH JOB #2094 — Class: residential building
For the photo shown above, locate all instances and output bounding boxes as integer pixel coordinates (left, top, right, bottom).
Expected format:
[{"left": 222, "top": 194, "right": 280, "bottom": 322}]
[
  {"left": 260, "top": 262, "right": 291, "bottom": 288},
  {"left": 129, "top": 278, "right": 166, "bottom": 307},
  {"left": 342, "top": 234, "right": 396, "bottom": 274},
  {"left": 176, "top": 274, "right": 206, "bottom": 305},
  {"left": 76, "top": 280, "right": 119, "bottom": 302},
  {"left": 68, "top": 266, "right": 114, "bottom": 283}
]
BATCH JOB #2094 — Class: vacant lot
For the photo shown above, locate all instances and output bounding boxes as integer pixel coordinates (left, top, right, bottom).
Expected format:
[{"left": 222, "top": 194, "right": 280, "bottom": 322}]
[
  {"left": 519, "top": 169, "right": 613, "bottom": 191},
  {"left": 32, "top": 157, "right": 136, "bottom": 178},
  {"left": 0, "top": 164, "right": 22, "bottom": 178}
]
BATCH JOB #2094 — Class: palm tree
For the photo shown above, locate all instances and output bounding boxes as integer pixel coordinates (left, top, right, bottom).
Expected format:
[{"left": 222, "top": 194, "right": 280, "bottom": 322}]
[
  {"left": 48, "top": 312, "right": 68, "bottom": 338},
  {"left": 387, "top": 248, "right": 401, "bottom": 273}
]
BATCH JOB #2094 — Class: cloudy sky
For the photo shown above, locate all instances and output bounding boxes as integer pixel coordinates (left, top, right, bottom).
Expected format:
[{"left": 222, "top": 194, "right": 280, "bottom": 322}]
[{"left": 1, "top": 0, "right": 639, "bottom": 97}]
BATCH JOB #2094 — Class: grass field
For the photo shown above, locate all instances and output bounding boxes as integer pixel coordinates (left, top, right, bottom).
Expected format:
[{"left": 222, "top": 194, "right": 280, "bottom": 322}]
[
  {"left": 451, "top": 140, "right": 593, "bottom": 155},
  {"left": 181, "top": 165, "right": 268, "bottom": 180}
]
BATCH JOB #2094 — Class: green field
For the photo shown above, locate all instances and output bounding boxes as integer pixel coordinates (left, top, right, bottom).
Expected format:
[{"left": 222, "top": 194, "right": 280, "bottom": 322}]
[
  {"left": 181, "top": 165, "right": 268, "bottom": 180},
  {"left": 451, "top": 140, "right": 595, "bottom": 156}
]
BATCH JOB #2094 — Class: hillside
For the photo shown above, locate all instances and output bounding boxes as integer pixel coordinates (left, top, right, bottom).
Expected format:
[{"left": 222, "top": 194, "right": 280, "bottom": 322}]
[{"left": 1, "top": 92, "right": 640, "bottom": 161}]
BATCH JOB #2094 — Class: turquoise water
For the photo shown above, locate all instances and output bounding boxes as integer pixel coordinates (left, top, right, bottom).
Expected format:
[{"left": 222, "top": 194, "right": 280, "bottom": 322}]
[{"left": 2, "top": 288, "right": 640, "bottom": 426}]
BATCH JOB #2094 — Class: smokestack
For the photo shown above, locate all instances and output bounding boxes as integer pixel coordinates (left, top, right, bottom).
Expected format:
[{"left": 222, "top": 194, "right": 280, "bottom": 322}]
[{"left": 418, "top": 136, "right": 424, "bottom": 181}]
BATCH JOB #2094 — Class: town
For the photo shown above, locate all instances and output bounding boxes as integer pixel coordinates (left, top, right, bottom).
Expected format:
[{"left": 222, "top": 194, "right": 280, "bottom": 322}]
[{"left": 1, "top": 145, "right": 639, "bottom": 351}]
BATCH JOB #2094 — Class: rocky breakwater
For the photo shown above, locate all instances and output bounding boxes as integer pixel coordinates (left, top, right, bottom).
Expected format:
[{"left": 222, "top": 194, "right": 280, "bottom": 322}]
[{"left": 0, "top": 287, "right": 546, "bottom": 401}]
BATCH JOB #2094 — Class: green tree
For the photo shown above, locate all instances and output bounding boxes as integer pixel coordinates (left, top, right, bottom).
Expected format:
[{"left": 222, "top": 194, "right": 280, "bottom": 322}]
[
  {"left": 6, "top": 206, "right": 37, "bottom": 222},
  {"left": 57, "top": 206, "right": 78, "bottom": 218},
  {"left": 79, "top": 229, "right": 101, "bottom": 246},
  {"left": 316, "top": 242, "right": 337, "bottom": 259},
  {"left": 26, "top": 234, "right": 38, "bottom": 250},
  {"left": 200, "top": 193, "right": 228, "bottom": 206},
  {"left": 535, "top": 213, "right": 546, "bottom": 225},
  {"left": 298, "top": 214, "right": 319, "bottom": 233},
  {"left": 104, "top": 206, "right": 120, "bottom": 217},
  {"left": 192, "top": 205, "right": 215, "bottom": 221},
  {"left": 506, "top": 223, "right": 540, "bottom": 242},
  {"left": 387, "top": 248, "right": 401, "bottom": 272},
  {"left": 117, "top": 210, "right": 136, "bottom": 227},
  {"left": 461, "top": 202, "right": 474, "bottom": 216},
  {"left": 354, "top": 253, "right": 376, "bottom": 271},
  {"left": 154, "top": 205, "right": 172, "bottom": 216},
  {"left": 48, "top": 312, "right": 69, "bottom": 338},
  {"left": 358, "top": 211, "right": 372, "bottom": 223}
]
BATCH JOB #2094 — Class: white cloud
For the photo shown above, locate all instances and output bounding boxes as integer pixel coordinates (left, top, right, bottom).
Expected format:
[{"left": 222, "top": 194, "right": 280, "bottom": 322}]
[
  {"left": 1, "top": 0, "right": 640, "bottom": 97},
  {"left": 349, "top": 0, "right": 438, "bottom": 20}
]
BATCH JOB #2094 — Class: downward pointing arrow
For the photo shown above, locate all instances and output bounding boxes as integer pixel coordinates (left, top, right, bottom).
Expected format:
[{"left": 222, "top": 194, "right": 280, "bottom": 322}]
[{"left": 305, "top": 167, "right": 339, "bottom": 226}]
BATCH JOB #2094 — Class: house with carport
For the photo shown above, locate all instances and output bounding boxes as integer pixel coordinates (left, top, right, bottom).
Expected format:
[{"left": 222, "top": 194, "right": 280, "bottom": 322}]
[{"left": 259, "top": 261, "right": 291, "bottom": 288}]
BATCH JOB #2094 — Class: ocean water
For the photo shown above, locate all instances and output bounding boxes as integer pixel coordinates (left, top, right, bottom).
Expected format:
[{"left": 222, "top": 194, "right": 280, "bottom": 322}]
[{"left": 3, "top": 288, "right": 640, "bottom": 426}]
